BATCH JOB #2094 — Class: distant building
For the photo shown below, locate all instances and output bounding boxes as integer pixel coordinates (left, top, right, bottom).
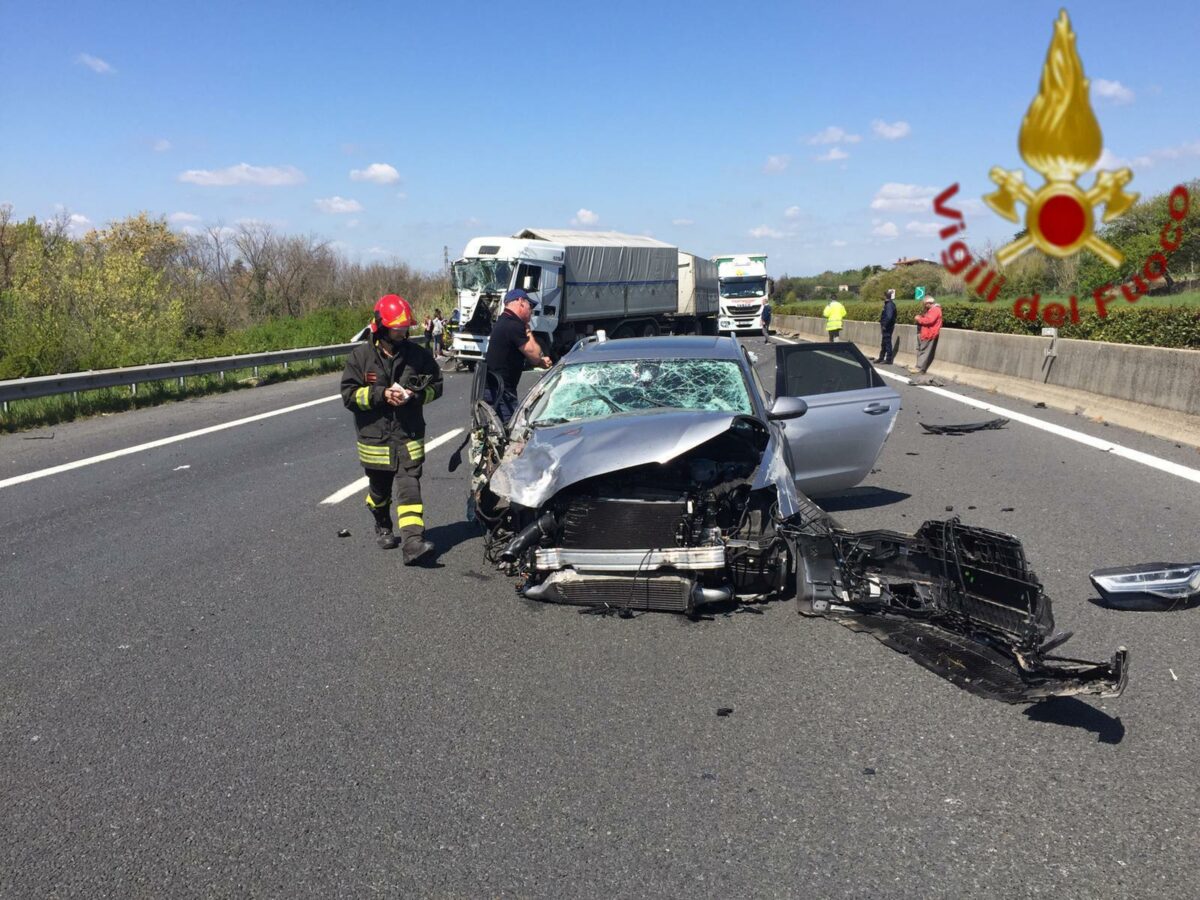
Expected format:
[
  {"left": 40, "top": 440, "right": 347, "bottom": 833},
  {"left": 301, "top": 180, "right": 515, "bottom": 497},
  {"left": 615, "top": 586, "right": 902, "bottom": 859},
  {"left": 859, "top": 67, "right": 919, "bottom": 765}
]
[
  {"left": 894, "top": 256, "right": 939, "bottom": 268},
  {"left": 837, "top": 284, "right": 849, "bottom": 292}
]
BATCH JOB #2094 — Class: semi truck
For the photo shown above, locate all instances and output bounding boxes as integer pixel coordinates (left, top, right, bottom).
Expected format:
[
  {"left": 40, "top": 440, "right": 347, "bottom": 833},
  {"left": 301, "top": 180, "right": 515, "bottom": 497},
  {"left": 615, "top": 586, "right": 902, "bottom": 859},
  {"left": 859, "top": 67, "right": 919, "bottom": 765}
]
[
  {"left": 712, "top": 253, "right": 770, "bottom": 334},
  {"left": 450, "top": 229, "right": 717, "bottom": 364}
]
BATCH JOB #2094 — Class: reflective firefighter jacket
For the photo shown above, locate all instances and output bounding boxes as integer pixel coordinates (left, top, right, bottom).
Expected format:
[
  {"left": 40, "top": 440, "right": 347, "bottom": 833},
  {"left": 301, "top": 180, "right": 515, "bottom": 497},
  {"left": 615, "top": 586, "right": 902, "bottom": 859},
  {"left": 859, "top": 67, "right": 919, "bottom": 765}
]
[{"left": 340, "top": 338, "right": 443, "bottom": 470}]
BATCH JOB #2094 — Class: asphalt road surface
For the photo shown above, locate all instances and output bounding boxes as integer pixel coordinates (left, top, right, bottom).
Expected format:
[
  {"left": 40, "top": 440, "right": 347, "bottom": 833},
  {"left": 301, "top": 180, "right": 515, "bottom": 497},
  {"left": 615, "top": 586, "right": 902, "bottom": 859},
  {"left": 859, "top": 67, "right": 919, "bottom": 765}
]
[{"left": 3, "top": 339, "right": 1199, "bottom": 898}]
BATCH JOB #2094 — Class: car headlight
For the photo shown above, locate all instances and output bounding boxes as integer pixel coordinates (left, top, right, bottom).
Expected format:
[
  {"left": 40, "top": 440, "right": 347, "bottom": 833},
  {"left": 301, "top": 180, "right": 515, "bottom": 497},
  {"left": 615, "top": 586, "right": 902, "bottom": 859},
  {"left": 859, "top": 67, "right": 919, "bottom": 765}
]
[{"left": 1090, "top": 562, "right": 1200, "bottom": 605}]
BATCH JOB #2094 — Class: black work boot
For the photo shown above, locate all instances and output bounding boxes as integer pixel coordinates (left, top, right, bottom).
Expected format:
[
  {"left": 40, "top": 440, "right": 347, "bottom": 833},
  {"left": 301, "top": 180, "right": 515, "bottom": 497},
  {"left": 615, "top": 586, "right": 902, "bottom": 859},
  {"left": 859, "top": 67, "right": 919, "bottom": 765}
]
[
  {"left": 402, "top": 536, "right": 435, "bottom": 566},
  {"left": 370, "top": 505, "right": 399, "bottom": 550}
]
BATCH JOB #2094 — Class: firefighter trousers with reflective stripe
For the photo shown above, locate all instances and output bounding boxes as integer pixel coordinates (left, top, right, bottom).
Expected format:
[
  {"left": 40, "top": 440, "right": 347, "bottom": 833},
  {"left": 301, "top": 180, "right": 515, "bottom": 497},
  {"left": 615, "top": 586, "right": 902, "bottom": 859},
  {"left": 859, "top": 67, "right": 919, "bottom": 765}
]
[{"left": 365, "top": 462, "right": 424, "bottom": 542}]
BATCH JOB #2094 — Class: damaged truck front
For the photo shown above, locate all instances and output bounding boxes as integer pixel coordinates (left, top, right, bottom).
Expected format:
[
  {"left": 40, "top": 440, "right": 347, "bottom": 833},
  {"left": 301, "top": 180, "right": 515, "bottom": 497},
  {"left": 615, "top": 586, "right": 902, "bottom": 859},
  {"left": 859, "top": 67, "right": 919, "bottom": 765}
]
[{"left": 466, "top": 335, "right": 1127, "bottom": 703}]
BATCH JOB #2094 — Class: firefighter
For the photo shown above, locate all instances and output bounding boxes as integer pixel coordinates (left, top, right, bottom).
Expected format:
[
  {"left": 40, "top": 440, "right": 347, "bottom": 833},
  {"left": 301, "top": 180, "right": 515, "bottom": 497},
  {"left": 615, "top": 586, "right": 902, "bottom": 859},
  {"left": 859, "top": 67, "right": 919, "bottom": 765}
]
[{"left": 341, "top": 294, "right": 443, "bottom": 564}]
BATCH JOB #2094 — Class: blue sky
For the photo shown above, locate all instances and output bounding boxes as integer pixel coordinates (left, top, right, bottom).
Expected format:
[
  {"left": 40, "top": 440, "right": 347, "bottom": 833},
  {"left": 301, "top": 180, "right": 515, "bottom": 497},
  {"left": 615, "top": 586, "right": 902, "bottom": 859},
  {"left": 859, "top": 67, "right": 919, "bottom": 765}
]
[{"left": 2, "top": 0, "right": 1197, "bottom": 276}]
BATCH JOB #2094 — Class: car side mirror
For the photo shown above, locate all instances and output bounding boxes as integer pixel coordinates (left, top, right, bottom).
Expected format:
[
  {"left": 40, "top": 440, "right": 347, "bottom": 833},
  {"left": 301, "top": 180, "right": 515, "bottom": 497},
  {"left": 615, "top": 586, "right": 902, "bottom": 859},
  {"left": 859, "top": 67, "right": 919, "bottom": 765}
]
[{"left": 768, "top": 396, "right": 807, "bottom": 420}]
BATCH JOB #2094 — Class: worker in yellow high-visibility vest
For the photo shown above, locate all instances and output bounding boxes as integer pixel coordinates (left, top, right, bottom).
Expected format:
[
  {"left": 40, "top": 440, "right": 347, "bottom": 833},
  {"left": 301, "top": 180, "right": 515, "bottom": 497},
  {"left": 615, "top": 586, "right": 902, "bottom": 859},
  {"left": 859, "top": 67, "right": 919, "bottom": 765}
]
[{"left": 822, "top": 297, "right": 847, "bottom": 342}]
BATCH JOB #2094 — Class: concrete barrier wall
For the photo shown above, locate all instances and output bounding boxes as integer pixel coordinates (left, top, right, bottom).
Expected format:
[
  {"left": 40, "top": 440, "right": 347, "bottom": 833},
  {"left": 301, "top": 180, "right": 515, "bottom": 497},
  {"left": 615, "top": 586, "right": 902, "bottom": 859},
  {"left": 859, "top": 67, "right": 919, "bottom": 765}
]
[{"left": 775, "top": 314, "right": 1200, "bottom": 416}]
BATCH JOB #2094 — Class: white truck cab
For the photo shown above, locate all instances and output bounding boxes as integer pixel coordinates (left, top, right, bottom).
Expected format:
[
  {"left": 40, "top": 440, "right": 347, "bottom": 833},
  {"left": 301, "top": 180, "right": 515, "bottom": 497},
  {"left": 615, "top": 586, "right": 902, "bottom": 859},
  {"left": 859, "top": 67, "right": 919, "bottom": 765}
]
[
  {"left": 451, "top": 236, "right": 564, "bottom": 365},
  {"left": 713, "top": 253, "right": 770, "bottom": 334}
]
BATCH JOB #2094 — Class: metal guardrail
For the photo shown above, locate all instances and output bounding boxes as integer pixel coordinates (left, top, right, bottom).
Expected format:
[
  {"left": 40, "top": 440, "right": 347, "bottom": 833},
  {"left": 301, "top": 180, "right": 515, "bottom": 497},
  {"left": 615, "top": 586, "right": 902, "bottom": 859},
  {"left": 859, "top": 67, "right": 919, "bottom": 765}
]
[{"left": 0, "top": 342, "right": 364, "bottom": 406}]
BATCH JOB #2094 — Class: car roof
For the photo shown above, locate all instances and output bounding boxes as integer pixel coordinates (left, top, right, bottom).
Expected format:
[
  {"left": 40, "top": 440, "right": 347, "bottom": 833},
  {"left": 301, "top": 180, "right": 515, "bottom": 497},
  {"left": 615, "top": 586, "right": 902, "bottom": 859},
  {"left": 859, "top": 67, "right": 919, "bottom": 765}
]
[{"left": 562, "top": 335, "right": 746, "bottom": 363}]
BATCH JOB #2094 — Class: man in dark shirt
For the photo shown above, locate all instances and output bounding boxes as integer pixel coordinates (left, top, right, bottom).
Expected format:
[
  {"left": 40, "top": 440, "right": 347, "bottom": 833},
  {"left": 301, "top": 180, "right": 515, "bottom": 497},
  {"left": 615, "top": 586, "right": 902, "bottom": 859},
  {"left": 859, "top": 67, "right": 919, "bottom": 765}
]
[
  {"left": 483, "top": 288, "right": 552, "bottom": 424},
  {"left": 875, "top": 288, "right": 897, "bottom": 364}
]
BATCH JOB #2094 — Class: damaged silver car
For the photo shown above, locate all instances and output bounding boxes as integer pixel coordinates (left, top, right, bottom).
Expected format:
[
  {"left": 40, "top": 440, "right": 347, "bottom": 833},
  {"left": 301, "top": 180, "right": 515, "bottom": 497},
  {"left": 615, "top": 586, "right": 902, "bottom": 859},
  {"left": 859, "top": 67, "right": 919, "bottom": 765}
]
[
  {"left": 466, "top": 334, "right": 1127, "bottom": 702},
  {"left": 469, "top": 334, "right": 898, "bottom": 611}
]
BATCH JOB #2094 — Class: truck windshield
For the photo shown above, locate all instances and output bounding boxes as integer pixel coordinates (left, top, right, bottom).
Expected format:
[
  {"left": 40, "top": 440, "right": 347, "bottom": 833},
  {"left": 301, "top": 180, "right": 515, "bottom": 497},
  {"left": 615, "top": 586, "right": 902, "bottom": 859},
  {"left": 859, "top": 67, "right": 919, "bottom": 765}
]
[
  {"left": 452, "top": 259, "right": 514, "bottom": 293},
  {"left": 720, "top": 277, "right": 767, "bottom": 299},
  {"left": 527, "top": 359, "right": 753, "bottom": 426}
]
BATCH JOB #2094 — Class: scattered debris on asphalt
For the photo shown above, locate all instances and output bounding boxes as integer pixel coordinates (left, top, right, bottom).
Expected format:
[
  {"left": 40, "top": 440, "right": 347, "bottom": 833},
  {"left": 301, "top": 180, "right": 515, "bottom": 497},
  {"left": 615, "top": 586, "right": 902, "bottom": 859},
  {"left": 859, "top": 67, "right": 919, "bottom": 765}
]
[
  {"left": 1001, "top": 507, "right": 1015, "bottom": 512},
  {"left": 1170, "top": 669, "right": 1179, "bottom": 681},
  {"left": 1033, "top": 402, "right": 1047, "bottom": 409},
  {"left": 945, "top": 506, "right": 954, "bottom": 512},
  {"left": 919, "top": 417, "right": 1009, "bottom": 435},
  {"left": 905, "top": 451, "right": 920, "bottom": 456},
  {"left": 862, "top": 767, "right": 876, "bottom": 776},
  {"left": 337, "top": 528, "right": 351, "bottom": 538},
  {"left": 796, "top": 518, "right": 1127, "bottom": 702},
  {"left": 716, "top": 707, "right": 734, "bottom": 717},
  {"left": 173, "top": 465, "right": 190, "bottom": 471}
]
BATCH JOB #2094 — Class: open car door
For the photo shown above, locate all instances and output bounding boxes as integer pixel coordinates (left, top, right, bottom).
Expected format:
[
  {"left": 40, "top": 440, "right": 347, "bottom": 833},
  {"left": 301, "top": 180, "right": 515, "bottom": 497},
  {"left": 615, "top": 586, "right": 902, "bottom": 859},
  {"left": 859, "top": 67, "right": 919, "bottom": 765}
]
[{"left": 774, "top": 343, "right": 899, "bottom": 496}]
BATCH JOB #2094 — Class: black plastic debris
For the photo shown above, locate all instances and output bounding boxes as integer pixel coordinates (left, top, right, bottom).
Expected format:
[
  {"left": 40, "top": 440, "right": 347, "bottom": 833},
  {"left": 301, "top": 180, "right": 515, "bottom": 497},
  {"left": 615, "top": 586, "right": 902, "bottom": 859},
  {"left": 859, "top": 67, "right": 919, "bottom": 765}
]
[
  {"left": 716, "top": 707, "right": 734, "bottom": 717},
  {"left": 793, "top": 517, "right": 1127, "bottom": 703},
  {"left": 1033, "top": 402, "right": 1047, "bottom": 409},
  {"left": 337, "top": 528, "right": 351, "bottom": 537},
  {"left": 905, "top": 452, "right": 920, "bottom": 456},
  {"left": 1001, "top": 507, "right": 1015, "bottom": 512},
  {"left": 919, "top": 417, "right": 1009, "bottom": 435},
  {"left": 945, "top": 506, "right": 954, "bottom": 512},
  {"left": 862, "top": 767, "right": 876, "bottom": 776}
]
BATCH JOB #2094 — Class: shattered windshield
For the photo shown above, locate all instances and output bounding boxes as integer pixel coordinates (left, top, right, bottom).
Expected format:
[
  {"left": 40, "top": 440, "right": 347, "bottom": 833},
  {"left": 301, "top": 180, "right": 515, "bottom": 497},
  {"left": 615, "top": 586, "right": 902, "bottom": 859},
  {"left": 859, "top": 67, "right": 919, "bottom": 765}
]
[
  {"left": 527, "top": 359, "right": 753, "bottom": 425},
  {"left": 720, "top": 277, "right": 767, "bottom": 299},
  {"left": 452, "top": 259, "right": 514, "bottom": 293}
]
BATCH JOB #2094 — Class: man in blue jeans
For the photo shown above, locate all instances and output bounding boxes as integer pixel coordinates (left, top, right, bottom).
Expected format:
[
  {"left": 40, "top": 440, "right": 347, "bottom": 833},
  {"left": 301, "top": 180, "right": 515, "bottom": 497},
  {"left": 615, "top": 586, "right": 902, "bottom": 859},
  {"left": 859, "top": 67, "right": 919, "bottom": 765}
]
[
  {"left": 483, "top": 289, "right": 552, "bottom": 424},
  {"left": 760, "top": 301, "right": 772, "bottom": 343},
  {"left": 875, "top": 288, "right": 897, "bottom": 364}
]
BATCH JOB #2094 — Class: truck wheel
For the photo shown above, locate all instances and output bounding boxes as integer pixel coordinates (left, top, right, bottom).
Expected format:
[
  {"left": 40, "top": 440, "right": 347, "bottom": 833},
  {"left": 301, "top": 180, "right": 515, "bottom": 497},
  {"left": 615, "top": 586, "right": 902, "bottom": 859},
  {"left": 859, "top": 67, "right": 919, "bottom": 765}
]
[
  {"left": 612, "top": 324, "right": 636, "bottom": 339},
  {"left": 640, "top": 322, "right": 659, "bottom": 337}
]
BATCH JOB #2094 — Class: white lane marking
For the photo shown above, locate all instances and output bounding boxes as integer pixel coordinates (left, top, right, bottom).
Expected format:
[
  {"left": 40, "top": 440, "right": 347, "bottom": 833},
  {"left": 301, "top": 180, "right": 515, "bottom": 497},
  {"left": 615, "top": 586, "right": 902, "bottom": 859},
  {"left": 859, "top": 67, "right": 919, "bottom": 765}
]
[
  {"left": 0, "top": 395, "right": 340, "bottom": 491},
  {"left": 769, "top": 335, "right": 798, "bottom": 344},
  {"left": 320, "top": 428, "right": 465, "bottom": 505},
  {"left": 874, "top": 361, "right": 1200, "bottom": 485},
  {"left": 783, "top": 333, "right": 1200, "bottom": 485}
]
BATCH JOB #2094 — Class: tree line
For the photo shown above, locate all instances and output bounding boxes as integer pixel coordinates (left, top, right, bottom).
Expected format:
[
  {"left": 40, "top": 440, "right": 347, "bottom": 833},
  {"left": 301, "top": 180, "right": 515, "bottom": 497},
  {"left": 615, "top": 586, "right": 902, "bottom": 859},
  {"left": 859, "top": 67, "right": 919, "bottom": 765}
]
[
  {"left": 0, "top": 208, "right": 451, "bottom": 379},
  {"left": 771, "top": 181, "right": 1200, "bottom": 304}
]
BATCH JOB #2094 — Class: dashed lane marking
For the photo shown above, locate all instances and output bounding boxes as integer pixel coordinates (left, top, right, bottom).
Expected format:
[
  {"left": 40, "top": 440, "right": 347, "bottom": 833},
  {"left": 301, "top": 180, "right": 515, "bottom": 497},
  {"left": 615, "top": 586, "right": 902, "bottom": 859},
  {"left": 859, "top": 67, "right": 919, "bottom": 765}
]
[
  {"left": 0, "top": 395, "right": 341, "bottom": 491},
  {"left": 320, "top": 428, "right": 465, "bottom": 505}
]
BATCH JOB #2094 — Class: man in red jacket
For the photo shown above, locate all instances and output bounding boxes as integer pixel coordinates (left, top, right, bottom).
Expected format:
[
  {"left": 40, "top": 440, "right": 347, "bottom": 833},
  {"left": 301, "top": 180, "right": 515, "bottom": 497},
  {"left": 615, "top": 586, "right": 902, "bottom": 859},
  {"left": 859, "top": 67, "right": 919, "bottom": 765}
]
[{"left": 910, "top": 296, "right": 942, "bottom": 375}]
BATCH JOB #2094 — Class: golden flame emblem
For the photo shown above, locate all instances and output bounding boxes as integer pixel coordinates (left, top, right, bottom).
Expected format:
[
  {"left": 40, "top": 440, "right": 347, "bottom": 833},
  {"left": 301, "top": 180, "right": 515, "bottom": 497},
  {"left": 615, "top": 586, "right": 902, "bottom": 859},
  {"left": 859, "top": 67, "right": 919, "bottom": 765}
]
[{"left": 986, "top": 9, "right": 1138, "bottom": 266}]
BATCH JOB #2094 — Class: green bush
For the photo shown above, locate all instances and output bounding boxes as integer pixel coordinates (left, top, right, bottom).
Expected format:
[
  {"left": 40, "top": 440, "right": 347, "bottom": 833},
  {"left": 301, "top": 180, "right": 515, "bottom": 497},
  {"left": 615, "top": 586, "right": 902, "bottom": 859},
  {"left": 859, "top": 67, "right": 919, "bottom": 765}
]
[{"left": 774, "top": 300, "right": 1200, "bottom": 348}]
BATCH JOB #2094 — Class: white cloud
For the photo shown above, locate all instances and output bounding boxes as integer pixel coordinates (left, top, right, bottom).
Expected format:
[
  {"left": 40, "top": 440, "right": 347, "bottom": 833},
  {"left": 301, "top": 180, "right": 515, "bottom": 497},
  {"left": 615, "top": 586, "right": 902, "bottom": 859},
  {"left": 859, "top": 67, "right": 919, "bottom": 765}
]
[
  {"left": 350, "top": 162, "right": 401, "bottom": 184},
  {"left": 815, "top": 147, "right": 848, "bottom": 162},
  {"left": 872, "top": 119, "right": 911, "bottom": 140},
  {"left": 806, "top": 126, "right": 860, "bottom": 145},
  {"left": 367, "top": 246, "right": 393, "bottom": 256},
  {"left": 784, "top": 206, "right": 801, "bottom": 219},
  {"left": 870, "top": 183, "right": 940, "bottom": 212},
  {"left": 872, "top": 221, "right": 899, "bottom": 239},
  {"left": 68, "top": 213, "right": 92, "bottom": 235},
  {"left": 672, "top": 218, "right": 694, "bottom": 226},
  {"left": 905, "top": 220, "right": 941, "bottom": 236},
  {"left": 179, "top": 163, "right": 306, "bottom": 187},
  {"left": 831, "top": 239, "right": 848, "bottom": 247},
  {"left": 179, "top": 225, "right": 202, "bottom": 237},
  {"left": 1093, "top": 78, "right": 1134, "bottom": 105},
  {"left": 76, "top": 53, "right": 114, "bottom": 75},
  {"left": 315, "top": 196, "right": 363, "bottom": 214},
  {"left": 168, "top": 211, "right": 201, "bottom": 224},
  {"left": 1094, "top": 140, "right": 1200, "bottom": 171},
  {"left": 152, "top": 138, "right": 172, "bottom": 152},
  {"left": 572, "top": 208, "right": 599, "bottom": 225},
  {"left": 749, "top": 225, "right": 785, "bottom": 239},
  {"left": 763, "top": 154, "right": 791, "bottom": 174}
]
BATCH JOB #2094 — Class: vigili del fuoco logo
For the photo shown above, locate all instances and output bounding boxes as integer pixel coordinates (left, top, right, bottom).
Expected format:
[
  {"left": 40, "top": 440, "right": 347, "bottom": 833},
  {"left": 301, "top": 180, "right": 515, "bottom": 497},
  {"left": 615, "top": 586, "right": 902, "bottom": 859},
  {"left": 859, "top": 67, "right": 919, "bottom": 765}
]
[{"left": 930, "top": 9, "right": 1190, "bottom": 326}]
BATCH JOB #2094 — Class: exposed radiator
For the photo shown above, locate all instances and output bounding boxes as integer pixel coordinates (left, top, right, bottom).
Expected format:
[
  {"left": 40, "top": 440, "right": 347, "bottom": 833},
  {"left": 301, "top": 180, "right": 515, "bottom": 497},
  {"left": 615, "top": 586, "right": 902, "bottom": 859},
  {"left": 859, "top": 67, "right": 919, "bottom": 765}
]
[
  {"left": 560, "top": 496, "right": 688, "bottom": 549},
  {"left": 548, "top": 573, "right": 694, "bottom": 613}
]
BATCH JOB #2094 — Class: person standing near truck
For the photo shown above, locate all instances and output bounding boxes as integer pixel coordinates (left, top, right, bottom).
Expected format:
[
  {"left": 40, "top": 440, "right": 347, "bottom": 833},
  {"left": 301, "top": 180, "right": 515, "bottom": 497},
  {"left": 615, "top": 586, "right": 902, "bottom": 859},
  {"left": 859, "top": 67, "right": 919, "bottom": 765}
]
[
  {"left": 822, "top": 296, "right": 847, "bottom": 342},
  {"left": 875, "top": 289, "right": 897, "bottom": 364},
  {"left": 483, "top": 289, "right": 552, "bottom": 424},
  {"left": 760, "top": 300, "right": 772, "bottom": 343},
  {"left": 341, "top": 294, "right": 443, "bottom": 564}
]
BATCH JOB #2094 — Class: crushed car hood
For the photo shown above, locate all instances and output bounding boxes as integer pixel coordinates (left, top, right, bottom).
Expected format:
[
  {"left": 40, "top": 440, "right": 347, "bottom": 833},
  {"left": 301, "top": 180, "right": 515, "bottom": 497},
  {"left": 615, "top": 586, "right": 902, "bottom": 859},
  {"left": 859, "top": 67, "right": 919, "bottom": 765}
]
[{"left": 490, "top": 409, "right": 798, "bottom": 512}]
